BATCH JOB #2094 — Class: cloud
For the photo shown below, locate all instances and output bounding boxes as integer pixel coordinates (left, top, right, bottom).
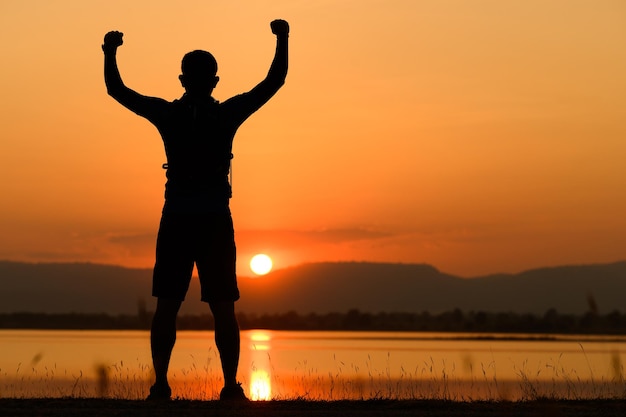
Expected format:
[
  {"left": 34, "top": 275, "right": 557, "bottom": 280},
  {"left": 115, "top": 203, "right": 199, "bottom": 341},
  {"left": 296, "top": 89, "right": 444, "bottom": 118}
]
[
  {"left": 237, "top": 227, "right": 393, "bottom": 249},
  {"left": 0, "top": 230, "right": 158, "bottom": 269},
  {"left": 107, "top": 232, "right": 156, "bottom": 250}
]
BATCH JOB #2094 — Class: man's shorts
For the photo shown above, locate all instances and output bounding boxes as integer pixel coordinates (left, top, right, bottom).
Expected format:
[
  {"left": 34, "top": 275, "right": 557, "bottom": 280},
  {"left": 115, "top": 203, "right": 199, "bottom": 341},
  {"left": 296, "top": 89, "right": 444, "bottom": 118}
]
[{"left": 152, "top": 211, "right": 239, "bottom": 303}]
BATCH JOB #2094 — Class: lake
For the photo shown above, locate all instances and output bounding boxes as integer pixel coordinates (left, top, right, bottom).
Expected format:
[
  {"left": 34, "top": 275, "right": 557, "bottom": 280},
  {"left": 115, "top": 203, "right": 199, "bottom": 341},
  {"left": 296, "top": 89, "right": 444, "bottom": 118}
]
[{"left": 1, "top": 330, "right": 625, "bottom": 401}]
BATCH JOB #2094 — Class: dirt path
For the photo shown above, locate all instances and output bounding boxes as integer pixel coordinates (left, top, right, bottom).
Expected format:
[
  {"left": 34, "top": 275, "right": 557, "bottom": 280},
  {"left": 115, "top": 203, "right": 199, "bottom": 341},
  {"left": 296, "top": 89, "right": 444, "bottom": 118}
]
[{"left": 2, "top": 398, "right": 625, "bottom": 417}]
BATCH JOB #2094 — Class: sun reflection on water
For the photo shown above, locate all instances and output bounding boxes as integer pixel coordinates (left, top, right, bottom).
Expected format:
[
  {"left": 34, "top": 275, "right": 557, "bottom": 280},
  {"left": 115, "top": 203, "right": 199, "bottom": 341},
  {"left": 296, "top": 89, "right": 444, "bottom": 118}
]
[
  {"left": 248, "top": 330, "right": 272, "bottom": 400},
  {"left": 250, "top": 369, "right": 271, "bottom": 400}
]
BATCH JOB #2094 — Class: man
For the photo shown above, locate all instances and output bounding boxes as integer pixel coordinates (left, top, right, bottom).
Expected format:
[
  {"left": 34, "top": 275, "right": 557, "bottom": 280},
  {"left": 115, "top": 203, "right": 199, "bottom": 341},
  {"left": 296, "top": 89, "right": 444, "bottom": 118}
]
[{"left": 102, "top": 19, "right": 289, "bottom": 401}]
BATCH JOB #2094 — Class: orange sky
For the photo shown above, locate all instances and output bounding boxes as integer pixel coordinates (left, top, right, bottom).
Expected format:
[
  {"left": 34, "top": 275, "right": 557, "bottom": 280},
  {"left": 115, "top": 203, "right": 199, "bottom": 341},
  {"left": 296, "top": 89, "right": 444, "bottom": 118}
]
[{"left": 1, "top": 0, "right": 625, "bottom": 277}]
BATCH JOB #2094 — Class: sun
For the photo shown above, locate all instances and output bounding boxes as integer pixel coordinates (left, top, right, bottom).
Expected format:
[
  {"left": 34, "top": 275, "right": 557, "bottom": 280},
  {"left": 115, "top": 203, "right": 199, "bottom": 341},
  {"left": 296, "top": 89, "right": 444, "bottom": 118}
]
[{"left": 250, "top": 254, "right": 273, "bottom": 276}]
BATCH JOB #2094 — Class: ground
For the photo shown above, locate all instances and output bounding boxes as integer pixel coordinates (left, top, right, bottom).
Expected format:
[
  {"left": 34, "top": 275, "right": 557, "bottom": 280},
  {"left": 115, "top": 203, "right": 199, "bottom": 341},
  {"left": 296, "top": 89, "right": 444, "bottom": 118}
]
[{"left": 1, "top": 399, "right": 625, "bottom": 417}]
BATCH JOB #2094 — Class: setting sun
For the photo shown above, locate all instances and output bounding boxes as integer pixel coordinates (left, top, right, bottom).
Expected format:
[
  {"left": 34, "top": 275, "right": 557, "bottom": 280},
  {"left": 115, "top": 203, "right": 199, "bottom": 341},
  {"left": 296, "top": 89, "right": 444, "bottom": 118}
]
[{"left": 250, "top": 254, "right": 273, "bottom": 276}]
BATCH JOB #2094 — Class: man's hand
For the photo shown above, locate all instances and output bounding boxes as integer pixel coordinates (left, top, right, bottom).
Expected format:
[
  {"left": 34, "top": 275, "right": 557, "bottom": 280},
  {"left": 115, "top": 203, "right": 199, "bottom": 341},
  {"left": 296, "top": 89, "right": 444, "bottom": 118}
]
[
  {"left": 270, "top": 19, "right": 289, "bottom": 37},
  {"left": 102, "top": 31, "right": 124, "bottom": 53}
]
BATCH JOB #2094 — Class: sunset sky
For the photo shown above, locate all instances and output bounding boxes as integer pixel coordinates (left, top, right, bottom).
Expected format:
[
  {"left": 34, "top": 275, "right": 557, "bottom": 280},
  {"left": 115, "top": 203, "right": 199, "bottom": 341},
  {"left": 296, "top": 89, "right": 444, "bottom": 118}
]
[{"left": 1, "top": 0, "right": 625, "bottom": 278}]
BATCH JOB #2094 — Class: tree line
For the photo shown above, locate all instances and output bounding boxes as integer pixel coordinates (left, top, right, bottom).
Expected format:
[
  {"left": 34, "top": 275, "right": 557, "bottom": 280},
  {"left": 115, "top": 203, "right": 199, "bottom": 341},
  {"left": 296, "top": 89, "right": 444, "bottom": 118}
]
[{"left": 1, "top": 308, "right": 626, "bottom": 334}]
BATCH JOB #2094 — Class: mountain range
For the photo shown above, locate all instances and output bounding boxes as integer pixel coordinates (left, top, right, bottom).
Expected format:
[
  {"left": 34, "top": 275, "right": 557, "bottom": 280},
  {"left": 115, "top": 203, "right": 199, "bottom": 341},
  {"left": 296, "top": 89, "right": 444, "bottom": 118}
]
[{"left": 0, "top": 260, "right": 624, "bottom": 315}]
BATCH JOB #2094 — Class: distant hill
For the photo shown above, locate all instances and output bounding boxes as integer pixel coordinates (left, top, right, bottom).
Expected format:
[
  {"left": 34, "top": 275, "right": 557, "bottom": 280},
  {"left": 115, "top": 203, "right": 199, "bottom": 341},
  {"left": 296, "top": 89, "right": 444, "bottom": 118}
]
[
  {"left": 237, "top": 262, "right": 626, "bottom": 315},
  {"left": 0, "top": 260, "right": 624, "bottom": 315}
]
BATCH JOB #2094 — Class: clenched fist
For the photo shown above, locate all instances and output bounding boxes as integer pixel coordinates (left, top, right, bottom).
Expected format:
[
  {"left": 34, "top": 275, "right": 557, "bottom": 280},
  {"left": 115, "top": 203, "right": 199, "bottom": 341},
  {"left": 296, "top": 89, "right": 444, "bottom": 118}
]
[
  {"left": 102, "top": 31, "right": 124, "bottom": 53},
  {"left": 270, "top": 19, "right": 289, "bottom": 37}
]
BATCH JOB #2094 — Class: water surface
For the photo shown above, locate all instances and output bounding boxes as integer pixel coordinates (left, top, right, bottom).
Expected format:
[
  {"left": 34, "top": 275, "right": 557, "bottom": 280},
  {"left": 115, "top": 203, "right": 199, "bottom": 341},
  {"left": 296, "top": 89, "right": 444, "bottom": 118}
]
[{"left": 2, "top": 330, "right": 624, "bottom": 400}]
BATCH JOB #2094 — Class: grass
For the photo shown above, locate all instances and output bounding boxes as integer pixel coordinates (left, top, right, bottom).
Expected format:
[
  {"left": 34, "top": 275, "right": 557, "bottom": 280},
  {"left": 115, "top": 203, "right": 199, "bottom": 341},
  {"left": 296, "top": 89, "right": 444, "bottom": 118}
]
[
  {"left": 2, "top": 352, "right": 626, "bottom": 417},
  {"left": 2, "top": 349, "right": 625, "bottom": 401}
]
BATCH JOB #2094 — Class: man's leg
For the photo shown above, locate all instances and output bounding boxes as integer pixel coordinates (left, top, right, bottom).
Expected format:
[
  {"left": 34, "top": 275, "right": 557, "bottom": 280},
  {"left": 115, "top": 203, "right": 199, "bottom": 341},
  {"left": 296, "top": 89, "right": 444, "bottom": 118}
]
[
  {"left": 149, "top": 297, "right": 182, "bottom": 398},
  {"left": 209, "top": 300, "right": 240, "bottom": 388},
  {"left": 200, "top": 214, "right": 245, "bottom": 399}
]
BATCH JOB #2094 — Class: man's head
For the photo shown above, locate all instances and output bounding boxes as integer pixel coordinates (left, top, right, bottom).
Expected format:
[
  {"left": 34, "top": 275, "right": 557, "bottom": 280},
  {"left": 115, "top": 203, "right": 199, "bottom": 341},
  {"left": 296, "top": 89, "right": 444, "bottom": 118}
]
[{"left": 179, "top": 50, "right": 219, "bottom": 96}]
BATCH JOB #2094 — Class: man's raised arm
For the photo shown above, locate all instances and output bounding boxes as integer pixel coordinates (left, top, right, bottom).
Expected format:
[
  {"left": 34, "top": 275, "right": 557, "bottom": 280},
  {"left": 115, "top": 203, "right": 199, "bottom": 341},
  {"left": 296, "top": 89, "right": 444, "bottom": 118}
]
[
  {"left": 102, "top": 31, "right": 165, "bottom": 118},
  {"left": 266, "top": 19, "right": 289, "bottom": 87},
  {"left": 102, "top": 31, "right": 130, "bottom": 100},
  {"left": 243, "top": 19, "right": 289, "bottom": 104}
]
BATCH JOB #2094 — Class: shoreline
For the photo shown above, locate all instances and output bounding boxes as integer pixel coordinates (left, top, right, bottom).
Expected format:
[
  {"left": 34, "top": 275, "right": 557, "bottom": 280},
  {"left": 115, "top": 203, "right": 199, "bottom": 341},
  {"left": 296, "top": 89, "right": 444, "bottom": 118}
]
[{"left": 2, "top": 398, "right": 626, "bottom": 417}]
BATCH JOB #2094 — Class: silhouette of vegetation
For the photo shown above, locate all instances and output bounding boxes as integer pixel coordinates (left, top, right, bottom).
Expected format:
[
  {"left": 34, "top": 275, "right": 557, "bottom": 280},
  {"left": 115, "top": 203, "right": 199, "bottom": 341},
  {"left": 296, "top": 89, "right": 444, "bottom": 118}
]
[{"left": 2, "top": 308, "right": 626, "bottom": 334}]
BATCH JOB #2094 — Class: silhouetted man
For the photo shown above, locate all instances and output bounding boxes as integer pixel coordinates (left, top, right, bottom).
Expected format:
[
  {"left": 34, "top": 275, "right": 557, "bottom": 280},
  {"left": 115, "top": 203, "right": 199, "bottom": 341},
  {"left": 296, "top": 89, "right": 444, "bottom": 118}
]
[{"left": 102, "top": 19, "right": 289, "bottom": 401}]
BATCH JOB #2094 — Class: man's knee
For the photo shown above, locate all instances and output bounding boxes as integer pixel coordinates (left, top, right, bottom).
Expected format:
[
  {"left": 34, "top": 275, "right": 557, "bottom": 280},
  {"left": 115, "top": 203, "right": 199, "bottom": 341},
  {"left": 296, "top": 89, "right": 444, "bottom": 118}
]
[
  {"left": 209, "top": 300, "right": 237, "bottom": 322},
  {"left": 154, "top": 298, "right": 182, "bottom": 321}
]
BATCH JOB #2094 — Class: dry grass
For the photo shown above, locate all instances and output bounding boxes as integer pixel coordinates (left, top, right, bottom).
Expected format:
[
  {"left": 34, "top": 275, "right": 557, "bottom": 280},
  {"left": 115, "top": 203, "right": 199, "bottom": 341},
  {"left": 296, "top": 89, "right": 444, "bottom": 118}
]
[
  {"left": 2, "top": 349, "right": 626, "bottom": 417},
  {"left": 2, "top": 349, "right": 625, "bottom": 402}
]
